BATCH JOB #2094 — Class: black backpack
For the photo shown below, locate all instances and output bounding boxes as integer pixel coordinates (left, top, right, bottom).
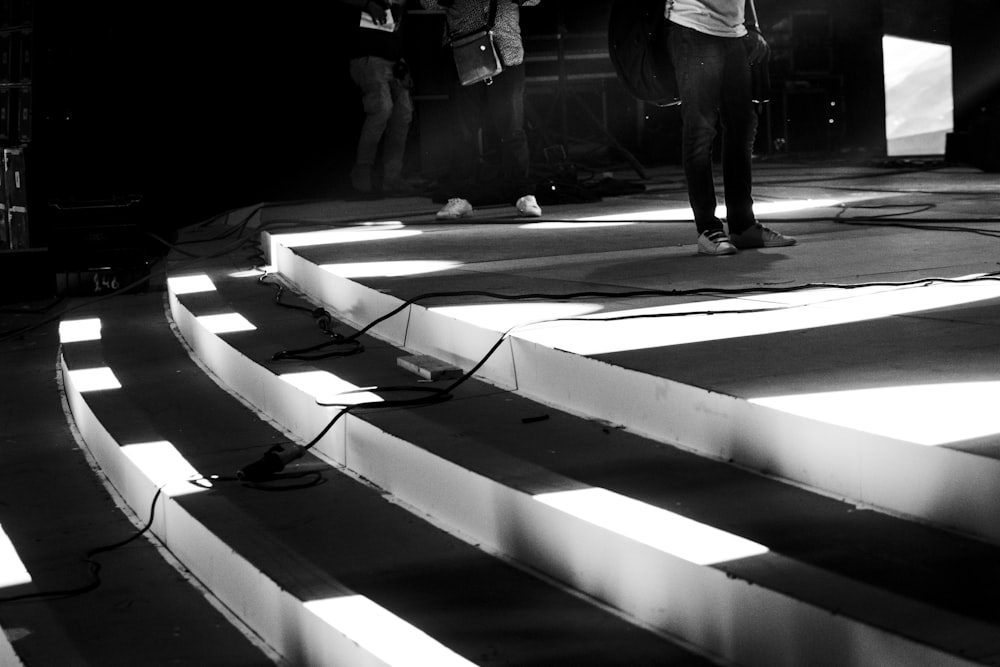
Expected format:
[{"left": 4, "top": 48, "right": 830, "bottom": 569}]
[{"left": 607, "top": 0, "right": 680, "bottom": 107}]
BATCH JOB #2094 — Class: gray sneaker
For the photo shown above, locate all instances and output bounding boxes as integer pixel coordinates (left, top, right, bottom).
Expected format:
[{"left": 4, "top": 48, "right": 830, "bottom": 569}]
[
  {"left": 697, "top": 230, "right": 738, "bottom": 256},
  {"left": 730, "top": 223, "right": 797, "bottom": 249},
  {"left": 436, "top": 198, "right": 474, "bottom": 219}
]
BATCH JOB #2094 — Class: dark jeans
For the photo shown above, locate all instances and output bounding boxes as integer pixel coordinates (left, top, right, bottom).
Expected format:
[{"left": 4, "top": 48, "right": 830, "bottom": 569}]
[
  {"left": 349, "top": 55, "right": 413, "bottom": 182},
  {"left": 448, "top": 63, "right": 532, "bottom": 205},
  {"left": 667, "top": 23, "right": 758, "bottom": 235}
]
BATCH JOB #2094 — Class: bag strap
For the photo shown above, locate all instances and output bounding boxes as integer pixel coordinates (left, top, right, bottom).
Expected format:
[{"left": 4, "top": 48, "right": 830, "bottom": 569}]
[
  {"left": 448, "top": 0, "right": 499, "bottom": 41},
  {"left": 486, "top": 0, "right": 498, "bottom": 29}
]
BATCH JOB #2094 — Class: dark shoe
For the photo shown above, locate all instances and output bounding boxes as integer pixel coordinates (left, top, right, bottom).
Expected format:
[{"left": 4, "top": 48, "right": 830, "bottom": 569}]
[{"left": 730, "top": 223, "right": 797, "bottom": 249}]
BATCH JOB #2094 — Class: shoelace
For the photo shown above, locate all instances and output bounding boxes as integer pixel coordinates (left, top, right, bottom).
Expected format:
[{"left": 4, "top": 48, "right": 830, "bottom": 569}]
[{"left": 704, "top": 230, "right": 731, "bottom": 243}]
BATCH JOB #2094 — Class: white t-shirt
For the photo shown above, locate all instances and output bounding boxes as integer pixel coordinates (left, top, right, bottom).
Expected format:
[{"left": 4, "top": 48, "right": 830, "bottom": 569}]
[{"left": 666, "top": 0, "right": 748, "bottom": 38}]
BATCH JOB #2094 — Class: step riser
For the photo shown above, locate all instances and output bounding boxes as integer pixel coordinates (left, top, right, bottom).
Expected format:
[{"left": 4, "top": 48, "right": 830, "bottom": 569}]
[
  {"left": 60, "top": 353, "right": 462, "bottom": 667},
  {"left": 268, "top": 236, "right": 1000, "bottom": 546},
  {"left": 169, "top": 288, "right": 983, "bottom": 667}
]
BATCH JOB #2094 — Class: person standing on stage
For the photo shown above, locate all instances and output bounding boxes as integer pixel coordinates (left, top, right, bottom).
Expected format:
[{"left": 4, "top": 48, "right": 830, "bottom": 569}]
[
  {"left": 420, "top": 0, "right": 543, "bottom": 219},
  {"left": 666, "top": 0, "right": 797, "bottom": 255},
  {"left": 344, "top": 0, "right": 416, "bottom": 196}
]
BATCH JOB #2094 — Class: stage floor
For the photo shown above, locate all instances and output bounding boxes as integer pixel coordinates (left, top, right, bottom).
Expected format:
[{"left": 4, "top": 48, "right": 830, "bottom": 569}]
[{"left": 3, "top": 158, "right": 1000, "bottom": 665}]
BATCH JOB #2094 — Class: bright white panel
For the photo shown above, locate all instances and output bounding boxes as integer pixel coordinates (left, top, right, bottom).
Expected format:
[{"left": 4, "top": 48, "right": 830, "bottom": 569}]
[
  {"left": 280, "top": 371, "right": 382, "bottom": 405},
  {"left": 59, "top": 318, "right": 102, "bottom": 343},
  {"left": 883, "top": 35, "right": 953, "bottom": 156},
  {"left": 536, "top": 487, "right": 768, "bottom": 565},
  {"left": 121, "top": 441, "right": 210, "bottom": 496},
  {"left": 68, "top": 367, "right": 122, "bottom": 392},
  {"left": 321, "top": 260, "right": 460, "bottom": 278},
  {"left": 579, "top": 199, "right": 841, "bottom": 222},
  {"left": 196, "top": 313, "right": 257, "bottom": 334},
  {"left": 0, "top": 524, "right": 31, "bottom": 589},
  {"left": 304, "top": 595, "right": 476, "bottom": 666},
  {"left": 167, "top": 274, "right": 217, "bottom": 295},
  {"left": 752, "top": 381, "right": 1000, "bottom": 446},
  {"left": 515, "top": 277, "right": 1000, "bottom": 356}
]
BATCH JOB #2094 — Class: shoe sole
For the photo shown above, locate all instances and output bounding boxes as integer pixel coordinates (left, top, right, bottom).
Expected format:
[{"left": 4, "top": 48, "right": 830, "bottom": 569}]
[{"left": 731, "top": 240, "right": 797, "bottom": 249}]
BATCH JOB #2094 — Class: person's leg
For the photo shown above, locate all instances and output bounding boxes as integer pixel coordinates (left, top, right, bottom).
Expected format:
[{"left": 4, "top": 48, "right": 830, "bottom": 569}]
[
  {"left": 667, "top": 24, "right": 727, "bottom": 234},
  {"left": 485, "top": 65, "right": 531, "bottom": 201},
  {"left": 382, "top": 74, "right": 414, "bottom": 186},
  {"left": 349, "top": 57, "right": 394, "bottom": 192},
  {"left": 719, "top": 38, "right": 758, "bottom": 234},
  {"left": 447, "top": 77, "right": 487, "bottom": 197}
]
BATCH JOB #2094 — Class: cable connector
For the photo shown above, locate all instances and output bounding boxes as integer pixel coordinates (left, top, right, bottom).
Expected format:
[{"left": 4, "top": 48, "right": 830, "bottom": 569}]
[
  {"left": 312, "top": 308, "right": 335, "bottom": 334},
  {"left": 236, "top": 444, "right": 306, "bottom": 482}
]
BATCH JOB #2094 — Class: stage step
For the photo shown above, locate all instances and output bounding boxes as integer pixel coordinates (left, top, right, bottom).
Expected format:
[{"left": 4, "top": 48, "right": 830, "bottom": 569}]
[
  {"left": 158, "top": 230, "right": 1000, "bottom": 666},
  {"left": 58, "top": 292, "right": 710, "bottom": 665},
  {"left": 263, "top": 219, "right": 1000, "bottom": 546}
]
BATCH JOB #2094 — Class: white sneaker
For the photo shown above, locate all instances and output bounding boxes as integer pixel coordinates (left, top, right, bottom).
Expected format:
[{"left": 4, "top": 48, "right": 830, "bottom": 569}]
[
  {"left": 436, "top": 198, "right": 473, "bottom": 219},
  {"left": 515, "top": 194, "right": 542, "bottom": 217},
  {"left": 697, "top": 230, "right": 738, "bottom": 256}
]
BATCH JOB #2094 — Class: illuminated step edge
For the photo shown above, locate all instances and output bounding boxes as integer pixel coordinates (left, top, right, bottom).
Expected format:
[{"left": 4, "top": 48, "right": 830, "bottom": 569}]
[
  {"left": 168, "top": 280, "right": 986, "bottom": 667},
  {"left": 265, "top": 235, "right": 1000, "bottom": 547},
  {"left": 59, "top": 353, "right": 474, "bottom": 667}
]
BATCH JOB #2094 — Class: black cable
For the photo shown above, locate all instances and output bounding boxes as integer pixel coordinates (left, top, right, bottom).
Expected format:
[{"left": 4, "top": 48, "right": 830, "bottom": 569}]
[{"left": 0, "top": 487, "right": 165, "bottom": 604}]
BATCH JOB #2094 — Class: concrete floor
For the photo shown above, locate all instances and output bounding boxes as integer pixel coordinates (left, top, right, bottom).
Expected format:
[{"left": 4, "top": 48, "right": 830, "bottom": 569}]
[{"left": 2, "top": 157, "right": 1000, "bottom": 665}]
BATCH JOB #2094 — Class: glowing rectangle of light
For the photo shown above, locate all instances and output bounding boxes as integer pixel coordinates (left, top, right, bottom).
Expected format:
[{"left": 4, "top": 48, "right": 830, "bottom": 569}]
[
  {"left": 883, "top": 35, "right": 953, "bottom": 157},
  {"left": 59, "top": 318, "right": 102, "bottom": 343},
  {"left": 304, "top": 596, "right": 476, "bottom": 666},
  {"left": 578, "top": 199, "right": 841, "bottom": 222},
  {"left": 270, "top": 227, "right": 418, "bottom": 250},
  {"left": 68, "top": 367, "right": 122, "bottom": 392},
  {"left": 167, "top": 274, "right": 217, "bottom": 295},
  {"left": 280, "top": 371, "right": 382, "bottom": 405},
  {"left": 0, "top": 524, "right": 31, "bottom": 589},
  {"left": 230, "top": 267, "right": 273, "bottom": 278},
  {"left": 522, "top": 221, "right": 635, "bottom": 230},
  {"left": 121, "top": 441, "right": 210, "bottom": 497},
  {"left": 196, "top": 313, "right": 257, "bottom": 334},
  {"left": 321, "top": 260, "right": 459, "bottom": 278},
  {"left": 514, "top": 278, "right": 1000, "bottom": 356},
  {"left": 751, "top": 381, "right": 1000, "bottom": 446},
  {"left": 269, "top": 228, "right": 421, "bottom": 268},
  {"left": 535, "top": 488, "right": 768, "bottom": 565}
]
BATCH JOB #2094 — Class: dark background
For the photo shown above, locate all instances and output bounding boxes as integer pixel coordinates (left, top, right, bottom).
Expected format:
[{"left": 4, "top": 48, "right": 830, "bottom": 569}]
[{"left": 4, "top": 0, "right": 1000, "bottom": 298}]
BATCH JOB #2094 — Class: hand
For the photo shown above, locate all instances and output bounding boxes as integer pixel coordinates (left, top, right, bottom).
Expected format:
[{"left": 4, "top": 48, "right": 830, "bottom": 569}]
[
  {"left": 364, "top": 0, "right": 389, "bottom": 23},
  {"left": 745, "top": 29, "right": 770, "bottom": 65}
]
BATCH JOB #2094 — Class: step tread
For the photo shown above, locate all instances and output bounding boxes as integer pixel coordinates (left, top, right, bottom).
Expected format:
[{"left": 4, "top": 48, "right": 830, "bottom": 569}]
[
  {"left": 168, "top": 256, "right": 1000, "bottom": 661},
  {"left": 62, "top": 289, "right": 710, "bottom": 665}
]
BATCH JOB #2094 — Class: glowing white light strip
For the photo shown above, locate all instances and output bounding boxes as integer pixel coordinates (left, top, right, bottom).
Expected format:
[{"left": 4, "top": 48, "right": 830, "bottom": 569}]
[
  {"left": 59, "top": 318, "right": 102, "bottom": 343},
  {"left": 577, "top": 198, "right": 842, "bottom": 222},
  {"left": 321, "top": 260, "right": 460, "bottom": 278},
  {"left": 167, "top": 274, "right": 217, "bottom": 295},
  {"left": 196, "top": 313, "right": 257, "bottom": 334},
  {"left": 535, "top": 488, "right": 768, "bottom": 565},
  {"left": 428, "top": 302, "right": 604, "bottom": 332},
  {"left": 304, "top": 595, "right": 476, "bottom": 666},
  {"left": 0, "top": 524, "right": 31, "bottom": 589},
  {"left": 751, "top": 381, "right": 1000, "bottom": 446},
  {"left": 121, "top": 441, "right": 210, "bottom": 496},
  {"left": 514, "top": 278, "right": 1000, "bottom": 356},
  {"left": 230, "top": 267, "right": 273, "bottom": 278},
  {"left": 280, "top": 371, "right": 382, "bottom": 405},
  {"left": 521, "top": 221, "right": 635, "bottom": 230},
  {"left": 269, "top": 227, "right": 421, "bottom": 266},
  {"left": 68, "top": 367, "right": 122, "bottom": 392}
]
